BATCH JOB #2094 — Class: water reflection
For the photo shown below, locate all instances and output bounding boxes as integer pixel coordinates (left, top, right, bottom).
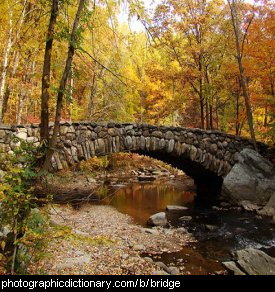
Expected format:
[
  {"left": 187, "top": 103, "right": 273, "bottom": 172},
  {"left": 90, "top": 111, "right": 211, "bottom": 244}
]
[
  {"left": 103, "top": 180, "right": 275, "bottom": 266},
  {"left": 104, "top": 182, "right": 195, "bottom": 225}
]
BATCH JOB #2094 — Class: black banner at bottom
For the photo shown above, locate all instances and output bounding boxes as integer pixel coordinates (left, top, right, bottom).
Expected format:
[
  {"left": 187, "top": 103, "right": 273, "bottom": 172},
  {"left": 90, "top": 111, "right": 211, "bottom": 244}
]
[{"left": 0, "top": 275, "right": 266, "bottom": 290}]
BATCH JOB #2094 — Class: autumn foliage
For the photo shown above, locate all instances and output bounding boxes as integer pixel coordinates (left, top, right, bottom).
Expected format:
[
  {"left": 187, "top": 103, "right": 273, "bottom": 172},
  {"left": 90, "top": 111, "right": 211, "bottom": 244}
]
[{"left": 0, "top": 0, "right": 274, "bottom": 144}]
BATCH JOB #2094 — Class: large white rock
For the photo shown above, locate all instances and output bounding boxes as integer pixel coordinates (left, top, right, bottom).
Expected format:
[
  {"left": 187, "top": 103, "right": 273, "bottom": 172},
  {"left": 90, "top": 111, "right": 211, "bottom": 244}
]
[
  {"left": 147, "top": 212, "right": 168, "bottom": 227},
  {"left": 222, "top": 148, "right": 275, "bottom": 205}
]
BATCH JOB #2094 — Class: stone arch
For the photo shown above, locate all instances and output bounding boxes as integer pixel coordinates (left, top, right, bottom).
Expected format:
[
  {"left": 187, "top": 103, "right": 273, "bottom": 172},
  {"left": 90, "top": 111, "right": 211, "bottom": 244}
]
[{"left": 0, "top": 122, "right": 267, "bottom": 201}]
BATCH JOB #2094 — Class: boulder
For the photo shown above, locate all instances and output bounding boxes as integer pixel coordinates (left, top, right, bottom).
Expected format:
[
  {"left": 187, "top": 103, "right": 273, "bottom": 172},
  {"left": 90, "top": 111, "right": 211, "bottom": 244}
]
[
  {"left": 147, "top": 212, "right": 168, "bottom": 227},
  {"left": 223, "top": 248, "right": 275, "bottom": 275},
  {"left": 258, "top": 194, "right": 275, "bottom": 218},
  {"left": 222, "top": 148, "right": 275, "bottom": 205}
]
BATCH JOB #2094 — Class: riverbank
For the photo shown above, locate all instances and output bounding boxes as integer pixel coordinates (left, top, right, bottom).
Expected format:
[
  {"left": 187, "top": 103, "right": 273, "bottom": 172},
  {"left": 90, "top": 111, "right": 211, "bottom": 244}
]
[
  {"left": 27, "top": 204, "right": 196, "bottom": 275},
  {"left": 16, "top": 153, "right": 275, "bottom": 275}
]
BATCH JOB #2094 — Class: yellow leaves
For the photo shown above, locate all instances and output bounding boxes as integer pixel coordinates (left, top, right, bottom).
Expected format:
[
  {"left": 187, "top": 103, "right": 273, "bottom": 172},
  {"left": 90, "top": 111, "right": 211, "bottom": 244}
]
[
  {"left": 1, "top": 241, "right": 5, "bottom": 252},
  {"left": 51, "top": 224, "right": 114, "bottom": 247}
]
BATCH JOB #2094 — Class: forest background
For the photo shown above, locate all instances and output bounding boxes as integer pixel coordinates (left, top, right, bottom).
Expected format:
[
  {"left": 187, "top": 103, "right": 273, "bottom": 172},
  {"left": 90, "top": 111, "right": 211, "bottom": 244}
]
[{"left": 0, "top": 0, "right": 274, "bottom": 144}]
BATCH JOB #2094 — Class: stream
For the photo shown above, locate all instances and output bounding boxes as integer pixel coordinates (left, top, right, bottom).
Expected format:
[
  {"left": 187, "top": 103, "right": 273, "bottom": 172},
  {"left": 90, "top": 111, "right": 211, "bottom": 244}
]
[{"left": 98, "top": 177, "right": 275, "bottom": 275}]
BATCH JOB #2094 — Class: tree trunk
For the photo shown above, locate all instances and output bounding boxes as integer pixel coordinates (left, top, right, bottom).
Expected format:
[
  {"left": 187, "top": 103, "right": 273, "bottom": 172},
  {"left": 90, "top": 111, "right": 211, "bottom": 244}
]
[
  {"left": 228, "top": 0, "right": 258, "bottom": 151},
  {"left": 40, "top": 0, "right": 59, "bottom": 143},
  {"left": 0, "top": 4, "right": 13, "bottom": 124},
  {"left": 209, "top": 103, "right": 213, "bottom": 130},
  {"left": 43, "top": 0, "right": 86, "bottom": 171},
  {"left": 216, "top": 96, "right": 219, "bottom": 129},
  {"left": 236, "top": 92, "right": 240, "bottom": 136},
  {"left": 2, "top": 87, "right": 10, "bottom": 120},
  {"left": 205, "top": 98, "right": 209, "bottom": 130},
  {"left": 199, "top": 55, "right": 204, "bottom": 129},
  {"left": 17, "top": 93, "right": 27, "bottom": 125},
  {"left": 0, "top": 0, "right": 27, "bottom": 124}
]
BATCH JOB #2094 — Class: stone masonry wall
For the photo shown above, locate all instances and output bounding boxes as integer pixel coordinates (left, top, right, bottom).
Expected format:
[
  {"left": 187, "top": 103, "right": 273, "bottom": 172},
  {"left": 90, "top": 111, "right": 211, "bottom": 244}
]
[{"left": 0, "top": 122, "right": 267, "bottom": 177}]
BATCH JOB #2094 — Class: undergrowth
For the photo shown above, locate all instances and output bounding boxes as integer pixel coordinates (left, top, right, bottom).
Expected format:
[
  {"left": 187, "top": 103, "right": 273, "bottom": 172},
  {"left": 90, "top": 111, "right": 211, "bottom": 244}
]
[{"left": 0, "top": 138, "right": 48, "bottom": 274}]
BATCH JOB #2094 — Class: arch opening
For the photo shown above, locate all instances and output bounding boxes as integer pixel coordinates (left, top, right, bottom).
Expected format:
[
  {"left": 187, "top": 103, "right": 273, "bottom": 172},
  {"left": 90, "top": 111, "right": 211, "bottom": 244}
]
[{"left": 133, "top": 150, "right": 223, "bottom": 206}]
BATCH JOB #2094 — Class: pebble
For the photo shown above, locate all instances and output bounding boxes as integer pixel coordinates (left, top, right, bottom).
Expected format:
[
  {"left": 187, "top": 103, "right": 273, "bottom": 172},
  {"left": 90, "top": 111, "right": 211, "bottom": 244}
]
[{"left": 133, "top": 244, "right": 146, "bottom": 251}]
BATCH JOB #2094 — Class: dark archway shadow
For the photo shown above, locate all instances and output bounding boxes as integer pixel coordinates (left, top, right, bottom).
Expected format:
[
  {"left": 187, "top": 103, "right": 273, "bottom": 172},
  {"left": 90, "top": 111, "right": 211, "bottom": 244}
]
[{"left": 133, "top": 150, "right": 223, "bottom": 207}]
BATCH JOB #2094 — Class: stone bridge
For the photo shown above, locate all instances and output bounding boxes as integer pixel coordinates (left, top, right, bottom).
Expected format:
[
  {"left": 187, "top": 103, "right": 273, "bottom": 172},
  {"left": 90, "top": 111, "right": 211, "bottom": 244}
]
[{"left": 0, "top": 122, "right": 267, "bottom": 184}]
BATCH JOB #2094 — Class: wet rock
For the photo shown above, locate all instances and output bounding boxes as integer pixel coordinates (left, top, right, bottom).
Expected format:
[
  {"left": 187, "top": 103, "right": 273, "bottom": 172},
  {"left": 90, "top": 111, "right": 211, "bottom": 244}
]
[
  {"left": 223, "top": 248, "right": 275, "bottom": 275},
  {"left": 147, "top": 212, "right": 168, "bottom": 227},
  {"left": 205, "top": 225, "right": 219, "bottom": 232},
  {"left": 258, "top": 194, "right": 275, "bottom": 218},
  {"left": 222, "top": 149, "right": 275, "bottom": 205},
  {"left": 178, "top": 216, "right": 192, "bottom": 222},
  {"left": 166, "top": 205, "right": 189, "bottom": 211},
  {"left": 212, "top": 206, "right": 225, "bottom": 211},
  {"left": 240, "top": 201, "right": 261, "bottom": 212}
]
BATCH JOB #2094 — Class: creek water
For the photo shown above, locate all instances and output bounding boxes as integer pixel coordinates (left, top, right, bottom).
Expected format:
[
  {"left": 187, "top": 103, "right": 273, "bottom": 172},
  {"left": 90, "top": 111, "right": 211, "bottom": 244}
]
[{"left": 100, "top": 178, "right": 275, "bottom": 275}]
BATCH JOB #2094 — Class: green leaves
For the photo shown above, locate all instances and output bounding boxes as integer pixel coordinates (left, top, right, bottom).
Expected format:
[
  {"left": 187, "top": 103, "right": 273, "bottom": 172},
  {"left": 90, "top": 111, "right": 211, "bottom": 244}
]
[{"left": 0, "top": 140, "right": 42, "bottom": 273}]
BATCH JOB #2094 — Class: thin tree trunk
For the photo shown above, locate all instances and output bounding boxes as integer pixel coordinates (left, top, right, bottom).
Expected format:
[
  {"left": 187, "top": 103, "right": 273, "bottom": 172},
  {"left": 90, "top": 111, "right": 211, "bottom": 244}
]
[
  {"left": 2, "top": 52, "right": 20, "bottom": 121},
  {"left": 17, "top": 93, "right": 27, "bottom": 125},
  {"left": 0, "top": 1, "right": 27, "bottom": 124},
  {"left": 88, "top": 73, "right": 97, "bottom": 118},
  {"left": 40, "top": 0, "right": 59, "bottom": 143},
  {"left": 216, "top": 96, "right": 219, "bottom": 129},
  {"left": 236, "top": 92, "right": 240, "bottom": 135},
  {"left": 2, "top": 87, "right": 10, "bottom": 120},
  {"left": 43, "top": 0, "right": 86, "bottom": 171},
  {"left": 264, "top": 81, "right": 274, "bottom": 127},
  {"left": 0, "top": 4, "right": 13, "bottom": 124},
  {"left": 206, "top": 98, "right": 209, "bottom": 130},
  {"left": 210, "top": 103, "right": 213, "bottom": 130},
  {"left": 199, "top": 55, "right": 204, "bottom": 129},
  {"left": 228, "top": 0, "right": 258, "bottom": 151},
  {"left": 69, "top": 65, "right": 74, "bottom": 121}
]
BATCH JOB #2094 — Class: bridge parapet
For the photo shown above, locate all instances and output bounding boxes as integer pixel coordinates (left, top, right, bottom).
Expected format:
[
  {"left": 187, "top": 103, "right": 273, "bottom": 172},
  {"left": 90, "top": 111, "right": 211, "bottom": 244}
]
[{"left": 0, "top": 122, "right": 267, "bottom": 177}]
